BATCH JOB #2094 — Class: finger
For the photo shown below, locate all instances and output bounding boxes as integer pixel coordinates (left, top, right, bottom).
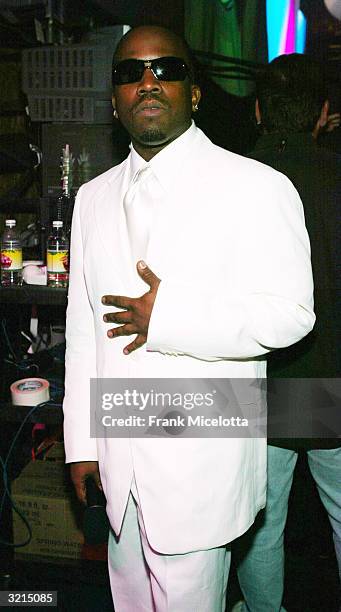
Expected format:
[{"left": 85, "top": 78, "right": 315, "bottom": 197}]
[
  {"left": 93, "top": 472, "right": 103, "bottom": 492},
  {"left": 137, "top": 260, "right": 161, "bottom": 289},
  {"left": 326, "top": 121, "right": 340, "bottom": 132},
  {"left": 74, "top": 482, "right": 86, "bottom": 504},
  {"left": 123, "top": 334, "right": 147, "bottom": 355},
  {"left": 70, "top": 462, "right": 99, "bottom": 505},
  {"left": 71, "top": 473, "right": 87, "bottom": 505},
  {"left": 102, "top": 295, "right": 132, "bottom": 309},
  {"left": 107, "top": 324, "right": 135, "bottom": 338},
  {"left": 103, "top": 311, "right": 132, "bottom": 324}
]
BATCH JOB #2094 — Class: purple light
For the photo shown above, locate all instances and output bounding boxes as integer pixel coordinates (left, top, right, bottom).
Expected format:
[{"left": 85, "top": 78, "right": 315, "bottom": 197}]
[{"left": 284, "top": 0, "right": 296, "bottom": 54}]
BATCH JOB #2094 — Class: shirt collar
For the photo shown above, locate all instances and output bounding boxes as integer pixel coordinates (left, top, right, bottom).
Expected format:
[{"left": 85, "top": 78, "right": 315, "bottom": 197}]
[{"left": 129, "top": 121, "right": 198, "bottom": 191}]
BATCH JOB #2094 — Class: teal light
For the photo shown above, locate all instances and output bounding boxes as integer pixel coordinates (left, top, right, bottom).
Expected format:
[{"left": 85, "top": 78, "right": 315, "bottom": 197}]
[
  {"left": 296, "top": 9, "right": 307, "bottom": 54},
  {"left": 266, "top": 0, "right": 289, "bottom": 61}
]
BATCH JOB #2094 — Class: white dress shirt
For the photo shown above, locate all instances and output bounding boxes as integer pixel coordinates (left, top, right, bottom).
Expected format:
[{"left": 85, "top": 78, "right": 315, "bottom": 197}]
[{"left": 124, "top": 121, "right": 197, "bottom": 270}]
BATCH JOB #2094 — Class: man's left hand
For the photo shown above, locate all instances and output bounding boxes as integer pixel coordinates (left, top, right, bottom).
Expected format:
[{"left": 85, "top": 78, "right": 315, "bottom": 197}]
[{"left": 102, "top": 261, "right": 161, "bottom": 354}]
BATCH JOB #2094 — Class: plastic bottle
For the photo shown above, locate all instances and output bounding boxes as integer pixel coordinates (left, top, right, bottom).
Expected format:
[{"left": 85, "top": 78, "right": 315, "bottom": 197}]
[
  {"left": 47, "top": 221, "right": 69, "bottom": 288},
  {"left": 56, "top": 144, "right": 74, "bottom": 235},
  {"left": 1, "top": 219, "right": 23, "bottom": 286}
]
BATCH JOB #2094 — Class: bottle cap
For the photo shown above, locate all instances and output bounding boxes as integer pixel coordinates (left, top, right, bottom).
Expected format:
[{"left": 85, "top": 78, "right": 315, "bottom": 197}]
[
  {"left": 52, "top": 221, "right": 63, "bottom": 228},
  {"left": 5, "top": 219, "right": 16, "bottom": 227}
]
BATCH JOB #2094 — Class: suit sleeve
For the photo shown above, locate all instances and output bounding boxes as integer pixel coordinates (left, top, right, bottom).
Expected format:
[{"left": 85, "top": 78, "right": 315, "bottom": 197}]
[
  {"left": 147, "top": 172, "right": 315, "bottom": 360},
  {"left": 63, "top": 186, "right": 98, "bottom": 463}
]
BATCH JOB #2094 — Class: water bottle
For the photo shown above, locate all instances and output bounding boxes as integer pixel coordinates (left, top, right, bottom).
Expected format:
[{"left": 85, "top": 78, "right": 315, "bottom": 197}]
[
  {"left": 1, "top": 219, "right": 23, "bottom": 286},
  {"left": 56, "top": 144, "right": 74, "bottom": 235},
  {"left": 47, "top": 221, "right": 69, "bottom": 288}
]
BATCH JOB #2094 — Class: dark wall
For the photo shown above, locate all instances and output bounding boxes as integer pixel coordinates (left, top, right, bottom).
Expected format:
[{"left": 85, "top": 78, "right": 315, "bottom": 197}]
[{"left": 90, "top": 0, "right": 184, "bottom": 34}]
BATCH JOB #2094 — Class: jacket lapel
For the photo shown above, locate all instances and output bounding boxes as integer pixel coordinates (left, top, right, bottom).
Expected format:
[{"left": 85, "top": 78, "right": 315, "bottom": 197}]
[
  {"left": 93, "top": 127, "right": 211, "bottom": 294},
  {"left": 93, "top": 160, "right": 138, "bottom": 293}
]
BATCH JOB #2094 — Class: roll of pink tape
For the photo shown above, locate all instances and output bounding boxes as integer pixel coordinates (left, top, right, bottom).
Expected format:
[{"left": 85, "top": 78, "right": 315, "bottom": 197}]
[{"left": 10, "top": 378, "right": 50, "bottom": 406}]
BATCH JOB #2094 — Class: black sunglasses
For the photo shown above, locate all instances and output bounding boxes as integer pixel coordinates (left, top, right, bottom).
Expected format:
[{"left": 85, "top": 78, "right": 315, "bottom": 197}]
[{"left": 112, "top": 56, "right": 190, "bottom": 86}]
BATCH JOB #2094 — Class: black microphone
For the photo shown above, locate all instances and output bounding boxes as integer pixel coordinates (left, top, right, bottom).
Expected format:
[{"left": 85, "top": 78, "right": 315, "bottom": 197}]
[{"left": 83, "top": 477, "right": 110, "bottom": 545}]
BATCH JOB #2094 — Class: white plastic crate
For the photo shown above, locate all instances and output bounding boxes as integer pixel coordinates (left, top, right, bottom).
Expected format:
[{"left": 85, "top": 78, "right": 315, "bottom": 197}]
[
  {"left": 2, "top": 0, "right": 62, "bottom": 16},
  {"left": 22, "top": 45, "right": 113, "bottom": 97},
  {"left": 26, "top": 94, "right": 112, "bottom": 123}
]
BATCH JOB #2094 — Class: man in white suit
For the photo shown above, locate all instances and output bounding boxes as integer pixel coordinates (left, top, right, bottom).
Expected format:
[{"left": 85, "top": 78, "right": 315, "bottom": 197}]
[{"left": 63, "top": 25, "right": 315, "bottom": 611}]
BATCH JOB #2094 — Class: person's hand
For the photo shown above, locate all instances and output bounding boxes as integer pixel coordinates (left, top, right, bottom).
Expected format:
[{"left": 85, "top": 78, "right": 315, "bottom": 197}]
[
  {"left": 326, "top": 112, "right": 340, "bottom": 133},
  {"left": 70, "top": 461, "right": 101, "bottom": 505},
  {"left": 102, "top": 260, "right": 161, "bottom": 355}
]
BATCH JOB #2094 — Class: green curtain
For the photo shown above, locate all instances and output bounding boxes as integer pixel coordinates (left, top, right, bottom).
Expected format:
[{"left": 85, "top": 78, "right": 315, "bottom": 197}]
[{"left": 185, "top": 0, "right": 267, "bottom": 96}]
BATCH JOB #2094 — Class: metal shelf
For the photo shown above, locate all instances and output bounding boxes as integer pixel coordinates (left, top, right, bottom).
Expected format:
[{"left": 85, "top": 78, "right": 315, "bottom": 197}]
[
  {"left": 0, "top": 402, "right": 63, "bottom": 425},
  {"left": 0, "top": 285, "right": 67, "bottom": 305}
]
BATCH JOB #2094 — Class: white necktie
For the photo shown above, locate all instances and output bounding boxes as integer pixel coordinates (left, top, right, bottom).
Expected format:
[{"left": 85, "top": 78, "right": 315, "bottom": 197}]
[{"left": 124, "top": 166, "right": 154, "bottom": 263}]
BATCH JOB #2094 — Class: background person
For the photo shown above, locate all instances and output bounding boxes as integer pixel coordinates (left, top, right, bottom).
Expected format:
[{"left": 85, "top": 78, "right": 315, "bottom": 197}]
[{"left": 233, "top": 53, "right": 341, "bottom": 612}]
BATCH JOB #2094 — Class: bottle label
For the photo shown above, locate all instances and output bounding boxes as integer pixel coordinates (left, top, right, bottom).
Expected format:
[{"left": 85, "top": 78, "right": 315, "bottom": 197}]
[
  {"left": 1, "top": 249, "right": 22, "bottom": 271},
  {"left": 47, "top": 250, "right": 69, "bottom": 273}
]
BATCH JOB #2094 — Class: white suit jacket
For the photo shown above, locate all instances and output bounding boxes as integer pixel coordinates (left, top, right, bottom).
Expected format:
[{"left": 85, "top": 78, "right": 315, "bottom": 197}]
[{"left": 63, "top": 125, "right": 315, "bottom": 554}]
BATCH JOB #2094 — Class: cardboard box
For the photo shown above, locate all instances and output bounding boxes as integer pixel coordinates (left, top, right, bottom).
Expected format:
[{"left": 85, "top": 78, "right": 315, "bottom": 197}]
[{"left": 12, "top": 445, "right": 84, "bottom": 560}]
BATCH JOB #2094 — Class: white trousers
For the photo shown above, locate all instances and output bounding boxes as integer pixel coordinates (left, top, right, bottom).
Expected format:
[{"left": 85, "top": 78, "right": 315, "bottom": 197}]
[{"left": 107, "top": 479, "right": 231, "bottom": 612}]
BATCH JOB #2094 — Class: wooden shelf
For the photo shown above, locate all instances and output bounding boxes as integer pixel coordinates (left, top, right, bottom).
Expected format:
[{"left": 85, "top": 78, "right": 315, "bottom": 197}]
[{"left": 0, "top": 284, "right": 67, "bottom": 305}]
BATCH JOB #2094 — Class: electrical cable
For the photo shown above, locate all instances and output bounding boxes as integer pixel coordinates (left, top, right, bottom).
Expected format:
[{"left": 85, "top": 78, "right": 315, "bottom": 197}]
[
  {"left": 0, "top": 400, "right": 62, "bottom": 547},
  {"left": 1, "top": 318, "right": 19, "bottom": 362},
  {"left": 0, "top": 319, "right": 65, "bottom": 546}
]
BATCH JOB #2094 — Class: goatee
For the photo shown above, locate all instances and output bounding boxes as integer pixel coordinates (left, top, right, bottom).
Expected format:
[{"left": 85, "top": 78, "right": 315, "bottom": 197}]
[{"left": 139, "top": 128, "right": 166, "bottom": 144}]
